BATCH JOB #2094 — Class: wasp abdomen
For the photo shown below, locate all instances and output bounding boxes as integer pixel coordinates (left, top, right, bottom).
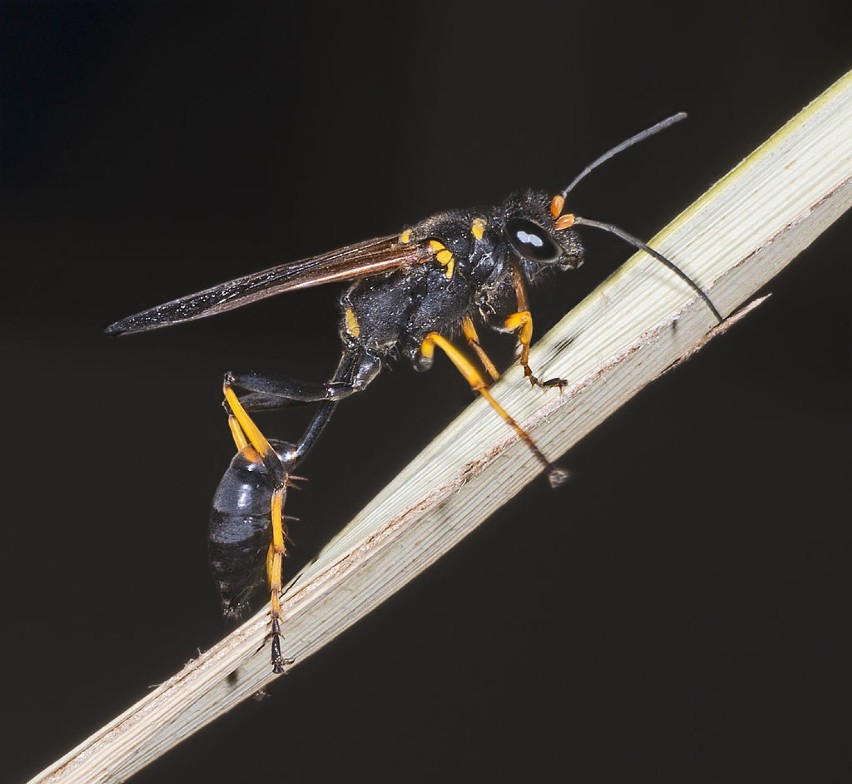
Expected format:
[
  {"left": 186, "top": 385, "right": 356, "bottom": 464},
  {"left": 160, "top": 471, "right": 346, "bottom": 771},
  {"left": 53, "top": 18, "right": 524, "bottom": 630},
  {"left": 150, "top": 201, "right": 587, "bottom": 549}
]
[{"left": 208, "top": 439, "right": 294, "bottom": 618}]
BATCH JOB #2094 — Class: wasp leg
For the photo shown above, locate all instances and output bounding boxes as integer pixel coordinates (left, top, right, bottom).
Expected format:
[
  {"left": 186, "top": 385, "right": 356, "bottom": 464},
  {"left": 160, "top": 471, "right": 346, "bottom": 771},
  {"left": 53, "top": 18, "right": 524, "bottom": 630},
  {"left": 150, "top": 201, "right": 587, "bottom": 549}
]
[
  {"left": 502, "top": 310, "right": 565, "bottom": 391},
  {"left": 418, "top": 332, "right": 569, "bottom": 488},
  {"left": 461, "top": 316, "right": 501, "bottom": 382},
  {"left": 223, "top": 382, "right": 293, "bottom": 673},
  {"left": 226, "top": 412, "right": 250, "bottom": 451},
  {"left": 506, "top": 264, "right": 567, "bottom": 390},
  {"left": 226, "top": 372, "right": 358, "bottom": 409},
  {"left": 227, "top": 347, "right": 381, "bottom": 468},
  {"left": 228, "top": 346, "right": 380, "bottom": 409},
  {"left": 226, "top": 369, "right": 340, "bottom": 475},
  {"left": 217, "top": 348, "right": 384, "bottom": 672}
]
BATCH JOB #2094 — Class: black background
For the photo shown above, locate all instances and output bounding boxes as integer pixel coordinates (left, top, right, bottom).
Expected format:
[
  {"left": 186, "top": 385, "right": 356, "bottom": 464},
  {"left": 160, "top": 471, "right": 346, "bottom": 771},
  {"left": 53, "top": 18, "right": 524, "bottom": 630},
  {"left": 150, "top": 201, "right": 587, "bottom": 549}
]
[{"left": 3, "top": 2, "right": 851, "bottom": 782}]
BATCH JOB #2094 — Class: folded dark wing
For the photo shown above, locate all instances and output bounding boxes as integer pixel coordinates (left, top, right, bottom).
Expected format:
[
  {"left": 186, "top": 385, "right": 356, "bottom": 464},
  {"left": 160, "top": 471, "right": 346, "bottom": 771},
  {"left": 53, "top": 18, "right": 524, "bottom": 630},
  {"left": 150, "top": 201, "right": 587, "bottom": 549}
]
[{"left": 105, "top": 233, "right": 425, "bottom": 335}]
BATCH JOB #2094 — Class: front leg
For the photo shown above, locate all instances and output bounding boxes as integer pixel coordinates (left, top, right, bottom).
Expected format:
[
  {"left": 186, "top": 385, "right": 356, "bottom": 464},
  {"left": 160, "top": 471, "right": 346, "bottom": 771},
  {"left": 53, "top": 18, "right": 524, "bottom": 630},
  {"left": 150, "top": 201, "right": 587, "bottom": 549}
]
[
  {"left": 502, "top": 309, "right": 566, "bottom": 391},
  {"left": 505, "top": 263, "right": 566, "bottom": 390}
]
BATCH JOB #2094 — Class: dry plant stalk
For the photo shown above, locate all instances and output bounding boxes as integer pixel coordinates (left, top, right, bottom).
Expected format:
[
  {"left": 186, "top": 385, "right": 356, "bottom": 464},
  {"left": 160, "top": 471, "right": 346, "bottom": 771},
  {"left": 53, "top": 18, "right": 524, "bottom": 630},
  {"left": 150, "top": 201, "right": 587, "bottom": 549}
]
[{"left": 31, "top": 70, "right": 852, "bottom": 784}]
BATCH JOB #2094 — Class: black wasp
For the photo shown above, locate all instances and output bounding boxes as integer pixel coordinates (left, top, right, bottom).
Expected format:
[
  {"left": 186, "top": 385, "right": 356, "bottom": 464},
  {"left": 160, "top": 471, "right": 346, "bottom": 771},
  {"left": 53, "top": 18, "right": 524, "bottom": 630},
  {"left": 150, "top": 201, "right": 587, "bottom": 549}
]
[{"left": 107, "top": 113, "right": 722, "bottom": 673}]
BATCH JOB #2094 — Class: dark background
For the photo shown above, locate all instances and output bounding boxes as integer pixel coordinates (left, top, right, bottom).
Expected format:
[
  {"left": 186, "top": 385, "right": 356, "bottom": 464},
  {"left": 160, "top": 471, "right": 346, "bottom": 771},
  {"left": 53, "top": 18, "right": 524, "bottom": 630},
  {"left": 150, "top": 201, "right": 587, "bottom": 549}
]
[{"left": 3, "top": 2, "right": 851, "bottom": 782}]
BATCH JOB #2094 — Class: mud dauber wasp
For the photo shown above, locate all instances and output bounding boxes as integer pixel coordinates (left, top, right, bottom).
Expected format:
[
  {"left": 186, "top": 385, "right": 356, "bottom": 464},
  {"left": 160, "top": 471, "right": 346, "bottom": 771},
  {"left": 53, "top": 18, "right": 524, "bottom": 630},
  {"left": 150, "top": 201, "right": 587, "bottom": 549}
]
[{"left": 107, "top": 113, "right": 722, "bottom": 673}]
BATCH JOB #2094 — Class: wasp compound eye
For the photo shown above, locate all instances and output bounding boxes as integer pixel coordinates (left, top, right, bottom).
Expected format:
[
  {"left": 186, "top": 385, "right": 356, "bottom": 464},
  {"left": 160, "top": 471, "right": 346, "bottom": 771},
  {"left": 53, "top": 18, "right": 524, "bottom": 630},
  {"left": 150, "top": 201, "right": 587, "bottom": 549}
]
[{"left": 505, "top": 217, "right": 562, "bottom": 263}]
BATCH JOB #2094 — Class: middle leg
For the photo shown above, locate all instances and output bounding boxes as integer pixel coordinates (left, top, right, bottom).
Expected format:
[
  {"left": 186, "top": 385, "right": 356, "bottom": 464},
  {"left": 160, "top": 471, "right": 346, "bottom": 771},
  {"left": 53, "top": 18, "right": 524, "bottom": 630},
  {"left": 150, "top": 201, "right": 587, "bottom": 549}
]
[{"left": 419, "top": 331, "right": 568, "bottom": 488}]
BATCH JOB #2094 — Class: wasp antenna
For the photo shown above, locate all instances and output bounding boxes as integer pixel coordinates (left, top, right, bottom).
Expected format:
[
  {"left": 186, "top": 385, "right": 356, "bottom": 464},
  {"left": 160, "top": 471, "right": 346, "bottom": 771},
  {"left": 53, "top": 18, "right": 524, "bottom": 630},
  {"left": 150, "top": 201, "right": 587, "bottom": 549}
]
[
  {"left": 561, "top": 113, "right": 687, "bottom": 200},
  {"left": 572, "top": 216, "right": 723, "bottom": 323}
]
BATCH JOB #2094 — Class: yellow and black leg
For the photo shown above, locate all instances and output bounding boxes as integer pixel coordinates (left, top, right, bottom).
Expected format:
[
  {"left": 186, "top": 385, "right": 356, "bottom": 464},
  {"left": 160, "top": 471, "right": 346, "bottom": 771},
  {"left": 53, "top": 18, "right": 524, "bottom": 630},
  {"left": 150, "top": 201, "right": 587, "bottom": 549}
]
[
  {"left": 225, "top": 347, "right": 379, "bottom": 466},
  {"left": 461, "top": 316, "right": 501, "bottom": 382},
  {"left": 505, "top": 264, "right": 566, "bottom": 390},
  {"left": 419, "top": 331, "right": 568, "bottom": 488},
  {"left": 217, "top": 348, "right": 379, "bottom": 671},
  {"left": 223, "top": 380, "right": 293, "bottom": 673}
]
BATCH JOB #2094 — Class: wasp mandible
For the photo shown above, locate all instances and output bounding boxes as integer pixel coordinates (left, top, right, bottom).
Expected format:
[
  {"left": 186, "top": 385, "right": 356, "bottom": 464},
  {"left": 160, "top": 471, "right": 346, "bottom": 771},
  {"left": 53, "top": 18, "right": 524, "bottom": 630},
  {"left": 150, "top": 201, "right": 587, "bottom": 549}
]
[{"left": 107, "top": 113, "right": 722, "bottom": 672}]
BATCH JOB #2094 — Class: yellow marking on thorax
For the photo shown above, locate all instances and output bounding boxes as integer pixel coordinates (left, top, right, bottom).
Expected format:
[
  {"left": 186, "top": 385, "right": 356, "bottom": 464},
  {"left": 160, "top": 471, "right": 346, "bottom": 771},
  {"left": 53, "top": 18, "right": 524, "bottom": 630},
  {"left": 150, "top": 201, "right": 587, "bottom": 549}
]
[
  {"left": 471, "top": 217, "right": 487, "bottom": 240},
  {"left": 429, "top": 239, "right": 455, "bottom": 279},
  {"left": 345, "top": 306, "right": 361, "bottom": 338},
  {"left": 399, "top": 228, "right": 412, "bottom": 244}
]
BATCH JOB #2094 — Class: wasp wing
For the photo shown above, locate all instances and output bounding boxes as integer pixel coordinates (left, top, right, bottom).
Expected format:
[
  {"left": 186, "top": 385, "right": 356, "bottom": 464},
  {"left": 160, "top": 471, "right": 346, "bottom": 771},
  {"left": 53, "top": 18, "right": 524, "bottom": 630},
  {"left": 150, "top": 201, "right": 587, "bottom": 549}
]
[{"left": 105, "top": 233, "right": 426, "bottom": 335}]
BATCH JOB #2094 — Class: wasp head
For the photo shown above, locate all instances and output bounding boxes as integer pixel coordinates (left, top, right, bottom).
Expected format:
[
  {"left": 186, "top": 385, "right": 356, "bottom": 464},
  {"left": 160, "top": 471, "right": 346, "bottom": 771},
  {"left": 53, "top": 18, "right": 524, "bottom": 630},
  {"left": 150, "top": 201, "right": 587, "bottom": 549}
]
[{"left": 501, "top": 190, "right": 584, "bottom": 272}]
